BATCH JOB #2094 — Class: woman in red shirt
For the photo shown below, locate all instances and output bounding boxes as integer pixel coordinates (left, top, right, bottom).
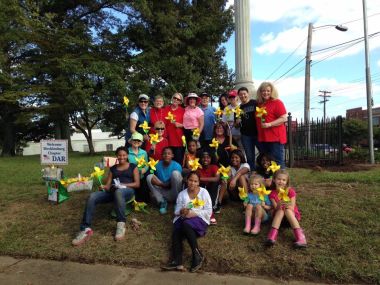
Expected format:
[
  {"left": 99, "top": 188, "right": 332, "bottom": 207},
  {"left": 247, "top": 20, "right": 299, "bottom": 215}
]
[{"left": 255, "top": 82, "right": 287, "bottom": 168}]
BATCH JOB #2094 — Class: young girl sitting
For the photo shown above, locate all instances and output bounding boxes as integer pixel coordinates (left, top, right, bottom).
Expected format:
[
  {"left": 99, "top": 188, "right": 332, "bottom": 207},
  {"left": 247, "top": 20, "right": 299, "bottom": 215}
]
[
  {"left": 162, "top": 172, "right": 212, "bottom": 273},
  {"left": 266, "top": 169, "right": 307, "bottom": 248},
  {"left": 255, "top": 153, "right": 276, "bottom": 187},
  {"left": 244, "top": 174, "right": 272, "bottom": 235},
  {"left": 228, "top": 149, "right": 250, "bottom": 201},
  {"left": 182, "top": 139, "right": 198, "bottom": 175}
]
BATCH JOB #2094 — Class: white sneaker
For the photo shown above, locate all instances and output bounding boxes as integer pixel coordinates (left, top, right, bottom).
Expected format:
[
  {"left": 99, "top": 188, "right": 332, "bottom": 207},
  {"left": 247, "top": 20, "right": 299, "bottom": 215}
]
[
  {"left": 72, "top": 228, "right": 93, "bottom": 246},
  {"left": 115, "top": 222, "right": 126, "bottom": 241}
]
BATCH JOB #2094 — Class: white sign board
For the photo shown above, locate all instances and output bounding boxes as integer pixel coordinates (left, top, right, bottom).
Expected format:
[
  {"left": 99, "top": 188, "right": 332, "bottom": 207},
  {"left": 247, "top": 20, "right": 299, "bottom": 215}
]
[{"left": 40, "top": 140, "right": 68, "bottom": 165}]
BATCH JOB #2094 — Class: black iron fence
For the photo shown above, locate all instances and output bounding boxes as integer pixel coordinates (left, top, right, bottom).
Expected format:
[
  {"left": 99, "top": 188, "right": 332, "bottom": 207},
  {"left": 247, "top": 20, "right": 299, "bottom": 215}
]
[{"left": 286, "top": 113, "right": 343, "bottom": 167}]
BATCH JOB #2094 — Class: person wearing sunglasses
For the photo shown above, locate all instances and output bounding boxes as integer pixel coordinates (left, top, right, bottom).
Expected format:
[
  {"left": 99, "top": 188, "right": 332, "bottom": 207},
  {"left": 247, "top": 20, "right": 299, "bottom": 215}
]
[
  {"left": 125, "top": 94, "right": 151, "bottom": 147},
  {"left": 150, "top": 95, "right": 166, "bottom": 137},
  {"left": 164, "top": 92, "right": 185, "bottom": 163},
  {"left": 145, "top": 121, "right": 169, "bottom": 161}
]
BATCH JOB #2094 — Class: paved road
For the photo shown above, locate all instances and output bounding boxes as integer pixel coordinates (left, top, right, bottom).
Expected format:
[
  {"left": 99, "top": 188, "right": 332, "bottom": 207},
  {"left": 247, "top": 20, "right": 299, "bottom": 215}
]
[{"left": 0, "top": 256, "right": 351, "bottom": 285}]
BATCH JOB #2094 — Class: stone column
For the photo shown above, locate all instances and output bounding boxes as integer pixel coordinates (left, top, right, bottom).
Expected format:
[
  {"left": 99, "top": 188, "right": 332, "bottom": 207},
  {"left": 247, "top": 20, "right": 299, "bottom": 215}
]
[{"left": 235, "top": 0, "right": 255, "bottom": 95}]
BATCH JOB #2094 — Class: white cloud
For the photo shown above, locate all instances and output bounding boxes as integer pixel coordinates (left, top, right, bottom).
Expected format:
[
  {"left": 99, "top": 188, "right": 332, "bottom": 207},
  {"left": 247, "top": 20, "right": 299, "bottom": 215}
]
[{"left": 378, "top": 59, "right": 380, "bottom": 67}]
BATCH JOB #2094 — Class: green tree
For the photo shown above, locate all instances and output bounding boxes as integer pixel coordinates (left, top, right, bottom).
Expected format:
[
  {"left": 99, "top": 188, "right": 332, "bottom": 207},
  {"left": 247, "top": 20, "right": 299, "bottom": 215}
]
[{"left": 343, "top": 118, "right": 368, "bottom": 147}]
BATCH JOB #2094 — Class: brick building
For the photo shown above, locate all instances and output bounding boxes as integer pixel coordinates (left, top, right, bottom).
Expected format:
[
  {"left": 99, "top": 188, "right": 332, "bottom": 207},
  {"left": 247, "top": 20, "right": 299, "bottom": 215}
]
[{"left": 346, "top": 106, "right": 380, "bottom": 127}]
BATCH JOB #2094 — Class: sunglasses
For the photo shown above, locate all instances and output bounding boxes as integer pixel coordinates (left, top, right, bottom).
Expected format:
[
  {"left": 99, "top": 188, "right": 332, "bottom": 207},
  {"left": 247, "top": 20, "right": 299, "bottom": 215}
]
[
  {"left": 132, "top": 139, "right": 142, "bottom": 143},
  {"left": 155, "top": 128, "right": 165, "bottom": 131},
  {"left": 172, "top": 97, "right": 182, "bottom": 101},
  {"left": 139, "top": 100, "right": 149, "bottom": 103}
]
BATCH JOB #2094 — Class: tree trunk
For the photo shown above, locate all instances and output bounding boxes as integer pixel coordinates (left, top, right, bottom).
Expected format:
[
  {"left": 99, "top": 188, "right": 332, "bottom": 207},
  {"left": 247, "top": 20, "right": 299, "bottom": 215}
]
[{"left": 1, "top": 120, "right": 16, "bottom": 157}]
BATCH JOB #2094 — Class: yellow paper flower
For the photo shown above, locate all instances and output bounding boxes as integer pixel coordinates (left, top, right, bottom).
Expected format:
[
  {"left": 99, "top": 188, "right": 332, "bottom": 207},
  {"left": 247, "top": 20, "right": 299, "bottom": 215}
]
[
  {"left": 149, "top": 133, "right": 159, "bottom": 144},
  {"left": 139, "top": 121, "right": 150, "bottom": 133},
  {"left": 209, "top": 138, "right": 219, "bottom": 149},
  {"left": 267, "top": 161, "right": 280, "bottom": 173},
  {"left": 238, "top": 187, "right": 248, "bottom": 200},
  {"left": 256, "top": 106, "right": 267, "bottom": 118},
  {"left": 192, "top": 128, "right": 200, "bottom": 138},
  {"left": 234, "top": 106, "right": 243, "bottom": 118},
  {"left": 182, "top": 135, "right": 187, "bottom": 147},
  {"left": 188, "top": 158, "right": 202, "bottom": 171},
  {"left": 90, "top": 166, "right": 104, "bottom": 178},
  {"left": 136, "top": 156, "right": 146, "bottom": 168},
  {"left": 278, "top": 188, "right": 290, "bottom": 202},
  {"left": 217, "top": 165, "right": 231, "bottom": 180},
  {"left": 255, "top": 185, "right": 271, "bottom": 201},
  {"left": 224, "top": 106, "right": 234, "bottom": 117},
  {"left": 191, "top": 196, "right": 205, "bottom": 208},
  {"left": 147, "top": 158, "right": 159, "bottom": 171},
  {"left": 133, "top": 200, "right": 147, "bottom": 212},
  {"left": 123, "top": 96, "right": 129, "bottom": 107},
  {"left": 214, "top": 107, "right": 223, "bottom": 117},
  {"left": 165, "top": 111, "right": 176, "bottom": 123}
]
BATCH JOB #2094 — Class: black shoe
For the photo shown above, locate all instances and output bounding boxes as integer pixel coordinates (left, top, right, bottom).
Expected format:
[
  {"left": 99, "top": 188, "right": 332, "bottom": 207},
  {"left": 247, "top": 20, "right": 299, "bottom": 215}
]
[
  {"left": 190, "top": 249, "right": 204, "bottom": 273},
  {"left": 213, "top": 202, "right": 221, "bottom": 214},
  {"left": 161, "top": 261, "right": 184, "bottom": 271}
]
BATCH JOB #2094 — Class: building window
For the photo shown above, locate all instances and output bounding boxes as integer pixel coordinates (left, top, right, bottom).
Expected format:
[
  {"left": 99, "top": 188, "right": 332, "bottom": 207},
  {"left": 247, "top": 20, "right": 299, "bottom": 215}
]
[{"left": 106, "top": 144, "right": 113, "bottom": 151}]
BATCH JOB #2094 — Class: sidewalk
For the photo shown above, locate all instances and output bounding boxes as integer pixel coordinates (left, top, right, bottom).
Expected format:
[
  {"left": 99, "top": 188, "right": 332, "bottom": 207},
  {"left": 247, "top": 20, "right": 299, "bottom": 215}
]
[{"left": 0, "top": 256, "right": 340, "bottom": 285}]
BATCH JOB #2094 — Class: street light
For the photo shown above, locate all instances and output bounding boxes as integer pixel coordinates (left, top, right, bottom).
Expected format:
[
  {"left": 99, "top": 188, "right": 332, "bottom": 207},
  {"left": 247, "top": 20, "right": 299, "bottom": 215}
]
[
  {"left": 304, "top": 23, "right": 348, "bottom": 149},
  {"left": 362, "top": 0, "right": 375, "bottom": 164}
]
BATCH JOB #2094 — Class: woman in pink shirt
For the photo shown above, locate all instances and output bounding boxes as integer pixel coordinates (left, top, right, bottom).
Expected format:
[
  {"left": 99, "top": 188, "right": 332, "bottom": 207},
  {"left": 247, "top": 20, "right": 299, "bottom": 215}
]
[{"left": 183, "top": 93, "right": 204, "bottom": 143}]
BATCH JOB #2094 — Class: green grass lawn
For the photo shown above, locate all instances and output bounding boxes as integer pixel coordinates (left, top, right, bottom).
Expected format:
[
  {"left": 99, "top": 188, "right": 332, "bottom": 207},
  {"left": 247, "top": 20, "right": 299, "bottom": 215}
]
[{"left": 0, "top": 153, "right": 379, "bottom": 284}]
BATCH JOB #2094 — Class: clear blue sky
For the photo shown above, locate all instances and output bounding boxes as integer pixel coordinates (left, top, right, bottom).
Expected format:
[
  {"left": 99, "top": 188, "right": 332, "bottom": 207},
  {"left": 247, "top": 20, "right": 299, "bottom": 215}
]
[{"left": 224, "top": 0, "right": 380, "bottom": 120}]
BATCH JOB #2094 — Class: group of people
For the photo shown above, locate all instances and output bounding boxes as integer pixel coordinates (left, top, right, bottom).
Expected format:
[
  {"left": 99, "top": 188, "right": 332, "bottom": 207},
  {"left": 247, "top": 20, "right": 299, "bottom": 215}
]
[{"left": 71, "top": 82, "right": 307, "bottom": 273}]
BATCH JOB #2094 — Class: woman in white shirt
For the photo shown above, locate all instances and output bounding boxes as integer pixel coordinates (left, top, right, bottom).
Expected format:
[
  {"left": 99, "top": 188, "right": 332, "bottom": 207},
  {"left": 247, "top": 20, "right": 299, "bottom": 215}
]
[{"left": 161, "top": 172, "right": 212, "bottom": 273}]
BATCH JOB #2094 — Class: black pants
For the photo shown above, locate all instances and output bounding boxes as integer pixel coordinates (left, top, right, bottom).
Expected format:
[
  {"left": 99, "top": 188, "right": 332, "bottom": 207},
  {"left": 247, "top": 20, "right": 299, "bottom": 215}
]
[
  {"left": 172, "top": 146, "right": 185, "bottom": 165},
  {"left": 135, "top": 174, "right": 150, "bottom": 203},
  {"left": 201, "top": 182, "right": 219, "bottom": 208},
  {"left": 172, "top": 222, "right": 198, "bottom": 265}
]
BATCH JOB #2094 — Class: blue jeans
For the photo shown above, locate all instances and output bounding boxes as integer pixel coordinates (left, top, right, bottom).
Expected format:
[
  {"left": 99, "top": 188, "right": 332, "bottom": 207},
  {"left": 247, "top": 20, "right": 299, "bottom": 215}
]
[
  {"left": 260, "top": 142, "right": 285, "bottom": 169},
  {"left": 241, "top": 135, "right": 260, "bottom": 170},
  {"left": 80, "top": 188, "right": 135, "bottom": 230}
]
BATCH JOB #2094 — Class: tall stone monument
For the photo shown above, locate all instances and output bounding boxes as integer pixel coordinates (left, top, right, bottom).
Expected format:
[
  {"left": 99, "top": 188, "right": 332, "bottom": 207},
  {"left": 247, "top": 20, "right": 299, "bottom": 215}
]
[{"left": 235, "top": 0, "right": 255, "bottom": 94}]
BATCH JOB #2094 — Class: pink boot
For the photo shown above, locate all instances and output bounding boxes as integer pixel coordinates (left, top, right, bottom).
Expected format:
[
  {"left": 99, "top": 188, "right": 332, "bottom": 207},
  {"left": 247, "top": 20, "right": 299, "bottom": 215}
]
[
  {"left": 293, "top": 228, "right": 307, "bottom": 248},
  {"left": 243, "top": 216, "right": 251, "bottom": 234},
  {"left": 266, "top": 228, "right": 278, "bottom": 246},
  {"left": 250, "top": 218, "right": 261, "bottom": 235}
]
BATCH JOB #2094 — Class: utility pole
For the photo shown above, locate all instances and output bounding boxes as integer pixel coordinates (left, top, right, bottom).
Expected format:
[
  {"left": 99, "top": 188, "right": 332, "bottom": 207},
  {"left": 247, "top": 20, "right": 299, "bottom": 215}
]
[
  {"left": 319, "top": 90, "right": 331, "bottom": 145},
  {"left": 304, "top": 23, "right": 313, "bottom": 150}
]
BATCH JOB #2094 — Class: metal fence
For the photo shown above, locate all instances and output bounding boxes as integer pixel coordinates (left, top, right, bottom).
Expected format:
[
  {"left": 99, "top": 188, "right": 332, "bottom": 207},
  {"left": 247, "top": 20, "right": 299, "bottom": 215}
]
[{"left": 286, "top": 113, "right": 343, "bottom": 167}]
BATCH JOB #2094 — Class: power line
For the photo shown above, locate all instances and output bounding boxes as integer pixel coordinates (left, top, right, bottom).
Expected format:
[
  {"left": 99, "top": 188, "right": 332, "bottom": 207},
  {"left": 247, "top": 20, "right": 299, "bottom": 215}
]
[{"left": 273, "top": 57, "right": 305, "bottom": 83}]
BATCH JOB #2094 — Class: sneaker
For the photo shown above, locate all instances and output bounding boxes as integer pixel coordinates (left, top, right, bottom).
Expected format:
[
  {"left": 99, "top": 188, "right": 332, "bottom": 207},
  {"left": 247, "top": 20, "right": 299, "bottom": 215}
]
[
  {"left": 115, "top": 222, "right": 126, "bottom": 241},
  {"left": 159, "top": 199, "right": 168, "bottom": 215},
  {"left": 213, "top": 202, "right": 222, "bottom": 214},
  {"left": 161, "top": 261, "right": 185, "bottom": 271},
  {"left": 72, "top": 228, "right": 93, "bottom": 246},
  {"left": 190, "top": 249, "right": 204, "bottom": 273},
  {"left": 210, "top": 212, "right": 217, "bottom": 225}
]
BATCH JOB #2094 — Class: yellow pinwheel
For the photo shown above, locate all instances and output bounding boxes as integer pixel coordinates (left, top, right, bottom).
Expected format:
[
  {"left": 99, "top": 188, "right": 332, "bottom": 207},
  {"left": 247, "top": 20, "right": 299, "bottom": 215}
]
[
  {"left": 165, "top": 111, "right": 176, "bottom": 123},
  {"left": 209, "top": 138, "right": 219, "bottom": 149},
  {"left": 148, "top": 158, "right": 159, "bottom": 173},
  {"left": 188, "top": 158, "right": 202, "bottom": 171},
  {"left": 255, "top": 185, "right": 271, "bottom": 202},
  {"left": 136, "top": 156, "right": 146, "bottom": 169},
  {"left": 182, "top": 135, "right": 187, "bottom": 147},
  {"left": 123, "top": 96, "right": 129, "bottom": 107},
  {"left": 256, "top": 106, "right": 267, "bottom": 122},
  {"left": 267, "top": 161, "right": 280, "bottom": 174},
  {"left": 214, "top": 107, "right": 223, "bottom": 118},
  {"left": 278, "top": 188, "right": 290, "bottom": 202},
  {"left": 133, "top": 200, "right": 148, "bottom": 212},
  {"left": 192, "top": 128, "right": 200, "bottom": 138},
  {"left": 139, "top": 121, "right": 150, "bottom": 134},
  {"left": 224, "top": 106, "right": 234, "bottom": 117},
  {"left": 234, "top": 106, "right": 243, "bottom": 119},
  {"left": 217, "top": 165, "right": 231, "bottom": 180},
  {"left": 191, "top": 196, "right": 205, "bottom": 208},
  {"left": 238, "top": 186, "right": 248, "bottom": 202},
  {"left": 91, "top": 166, "right": 104, "bottom": 179},
  {"left": 149, "top": 132, "right": 159, "bottom": 145}
]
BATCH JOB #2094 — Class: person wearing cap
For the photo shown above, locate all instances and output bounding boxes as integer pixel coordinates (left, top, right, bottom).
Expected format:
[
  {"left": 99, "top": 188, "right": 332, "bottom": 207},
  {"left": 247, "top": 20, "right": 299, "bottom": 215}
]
[
  {"left": 255, "top": 82, "right": 287, "bottom": 168},
  {"left": 199, "top": 92, "right": 216, "bottom": 146},
  {"left": 183, "top": 93, "right": 204, "bottom": 143},
  {"left": 164, "top": 92, "right": 185, "bottom": 164},
  {"left": 125, "top": 94, "right": 151, "bottom": 147},
  {"left": 127, "top": 132, "right": 150, "bottom": 202},
  {"left": 238, "top": 86, "right": 261, "bottom": 170},
  {"left": 222, "top": 89, "right": 244, "bottom": 156}
]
